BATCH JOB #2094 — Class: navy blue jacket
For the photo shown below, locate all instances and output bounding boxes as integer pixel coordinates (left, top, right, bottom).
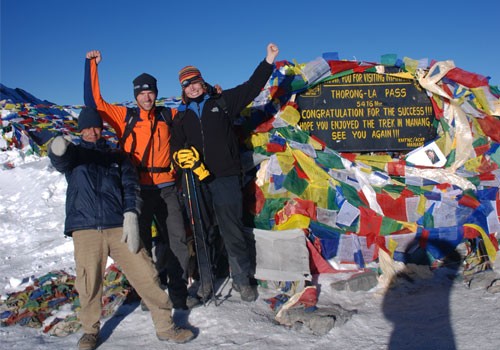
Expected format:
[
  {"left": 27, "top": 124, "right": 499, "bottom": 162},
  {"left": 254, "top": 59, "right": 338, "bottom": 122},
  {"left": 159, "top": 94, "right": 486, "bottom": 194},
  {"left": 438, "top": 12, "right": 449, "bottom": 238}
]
[
  {"left": 171, "top": 60, "right": 274, "bottom": 178},
  {"left": 49, "top": 138, "right": 140, "bottom": 236}
]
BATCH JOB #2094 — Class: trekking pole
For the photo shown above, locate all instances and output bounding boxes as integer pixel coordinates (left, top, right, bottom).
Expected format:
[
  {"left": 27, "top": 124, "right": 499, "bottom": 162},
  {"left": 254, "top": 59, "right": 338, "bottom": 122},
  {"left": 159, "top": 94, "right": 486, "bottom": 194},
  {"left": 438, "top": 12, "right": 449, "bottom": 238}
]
[
  {"left": 188, "top": 169, "right": 219, "bottom": 305},
  {"left": 183, "top": 170, "right": 204, "bottom": 302},
  {"left": 184, "top": 169, "right": 218, "bottom": 306}
]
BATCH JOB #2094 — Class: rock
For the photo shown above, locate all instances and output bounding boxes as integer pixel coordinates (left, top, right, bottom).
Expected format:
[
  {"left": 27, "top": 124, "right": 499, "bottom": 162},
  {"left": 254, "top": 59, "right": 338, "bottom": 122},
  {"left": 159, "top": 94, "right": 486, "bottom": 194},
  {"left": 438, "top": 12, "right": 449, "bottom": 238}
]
[
  {"left": 275, "top": 305, "right": 357, "bottom": 336},
  {"left": 330, "top": 269, "right": 379, "bottom": 292},
  {"left": 486, "top": 279, "right": 500, "bottom": 294}
]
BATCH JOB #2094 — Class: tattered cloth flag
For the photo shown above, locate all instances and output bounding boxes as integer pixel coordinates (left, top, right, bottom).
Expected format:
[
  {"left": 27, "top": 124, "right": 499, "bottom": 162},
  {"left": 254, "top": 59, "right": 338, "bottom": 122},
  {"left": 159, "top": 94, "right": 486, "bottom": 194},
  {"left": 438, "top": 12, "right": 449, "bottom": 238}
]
[{"left": 0, "top": 264, "right": 135, "bottom": 337}]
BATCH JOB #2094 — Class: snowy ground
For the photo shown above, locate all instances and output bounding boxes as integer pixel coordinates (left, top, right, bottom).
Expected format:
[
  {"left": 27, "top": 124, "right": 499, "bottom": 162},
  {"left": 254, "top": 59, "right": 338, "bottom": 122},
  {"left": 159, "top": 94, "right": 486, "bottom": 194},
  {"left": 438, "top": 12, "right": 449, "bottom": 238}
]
[{"left": 1, "top": 153, "right": 499, "bottom": 350}]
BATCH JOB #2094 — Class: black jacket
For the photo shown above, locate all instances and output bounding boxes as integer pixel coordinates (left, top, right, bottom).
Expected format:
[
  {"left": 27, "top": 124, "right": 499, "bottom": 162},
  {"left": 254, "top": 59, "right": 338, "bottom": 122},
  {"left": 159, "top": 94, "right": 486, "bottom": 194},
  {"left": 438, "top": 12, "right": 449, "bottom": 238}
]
[
  {"left": 49, "top": 138, "right": 140, "bottom": 236},
  {"left": 171, "top": 60, "right": 274, "bottom": 178}
]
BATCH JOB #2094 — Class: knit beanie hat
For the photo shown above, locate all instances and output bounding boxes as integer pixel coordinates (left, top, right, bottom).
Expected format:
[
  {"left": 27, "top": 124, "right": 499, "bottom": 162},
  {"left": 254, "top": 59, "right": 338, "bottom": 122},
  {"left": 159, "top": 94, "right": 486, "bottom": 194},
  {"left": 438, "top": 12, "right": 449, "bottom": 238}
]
[
  {"left": 78, "top": 107, "right": 103, "bottom": 131},
  {"left": 178, "top": 66, "right": 204, "bottom": 87},
  {"left": 133, "top": 73, "right": 158, "bottom": 99}
]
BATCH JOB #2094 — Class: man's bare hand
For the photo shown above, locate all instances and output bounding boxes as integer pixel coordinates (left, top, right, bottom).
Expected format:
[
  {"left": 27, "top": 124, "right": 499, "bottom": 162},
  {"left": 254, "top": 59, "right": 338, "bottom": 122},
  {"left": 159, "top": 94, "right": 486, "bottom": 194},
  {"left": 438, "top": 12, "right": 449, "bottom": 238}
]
[
  {"left": 86, "top": 50, "right": 102, "bottom": 65},
  {"left": 266, "top": 43, "right": 279, "bottom": 64}
]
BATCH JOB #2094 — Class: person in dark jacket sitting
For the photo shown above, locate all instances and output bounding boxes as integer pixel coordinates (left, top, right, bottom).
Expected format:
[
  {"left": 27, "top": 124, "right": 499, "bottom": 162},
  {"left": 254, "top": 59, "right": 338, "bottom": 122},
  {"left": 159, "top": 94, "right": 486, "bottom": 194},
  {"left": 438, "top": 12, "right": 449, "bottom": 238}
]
[
  {"left": 171, "top": 43, "right": 279, "bottom": 303},
  {"left": 48, "top": 108, "right": 194, "bottom": 350}
]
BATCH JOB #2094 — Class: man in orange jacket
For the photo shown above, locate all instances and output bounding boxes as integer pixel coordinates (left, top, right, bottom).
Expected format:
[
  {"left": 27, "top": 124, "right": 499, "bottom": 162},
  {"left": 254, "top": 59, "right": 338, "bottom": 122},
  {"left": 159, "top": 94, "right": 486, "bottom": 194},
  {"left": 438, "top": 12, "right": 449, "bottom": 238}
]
[{"left": 84, "top": 50, "right": 192, "bottom": 310}]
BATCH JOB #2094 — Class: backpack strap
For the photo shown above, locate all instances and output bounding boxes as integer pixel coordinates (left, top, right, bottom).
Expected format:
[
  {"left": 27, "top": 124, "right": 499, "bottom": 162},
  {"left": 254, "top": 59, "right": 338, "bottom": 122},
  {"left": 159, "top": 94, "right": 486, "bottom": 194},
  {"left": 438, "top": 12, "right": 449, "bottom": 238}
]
[
  {"left": 156, "top": 106, "right": 173, "bottom": 126},
  {"left": 213, "top": 95, "right": 229, "bottom": 117},
  {"left": 206, "top": 84, "right": 229, "bottom": 117},
  {"left": 120, "top": 107, "right": 140, "bottom": 153}
]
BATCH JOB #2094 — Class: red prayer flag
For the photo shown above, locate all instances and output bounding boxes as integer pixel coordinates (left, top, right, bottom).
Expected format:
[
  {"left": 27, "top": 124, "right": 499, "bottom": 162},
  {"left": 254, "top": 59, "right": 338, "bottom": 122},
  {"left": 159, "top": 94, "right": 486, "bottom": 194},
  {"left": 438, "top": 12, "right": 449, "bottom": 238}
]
[
  {"left": 463, "top": 225, "right": 481, "bottom": 239},
  {"left": 458, "top": 194, "right": 481, "bottom": 209},
  {"left": 477, "top": 115, "right": 500, "bottom": 143},
  {"left": 387, "top": 160, "right": 406, "bottom": 176},
  {"left": 446, "top": 67, "right": 489, "bottom": 88},
  {"left": 266, "top": 143, "right": 286, "bottom": 153},
  {"left": 340, "top": 153, "right": 357, "bottom": 162},
  {"left": 254, "top": 117, "right": 275, "bottom": 133},
  {"left": 293, "top": 160, "right": 309, "bottom": 180},
  {"left": 419, "top": 229, "right": 430, "bottom": 249},
  {"left": 474, "top": 143, "right": 490, "bottom": 157},
  {"left": 376, "top": 192, "right": 408, "bottom": 222},
  {"left": 358, "top": 206, "right": 383, "bottom": 237},
  {"left": 327, "top": 61, "right": 360, "bottom": 75}
]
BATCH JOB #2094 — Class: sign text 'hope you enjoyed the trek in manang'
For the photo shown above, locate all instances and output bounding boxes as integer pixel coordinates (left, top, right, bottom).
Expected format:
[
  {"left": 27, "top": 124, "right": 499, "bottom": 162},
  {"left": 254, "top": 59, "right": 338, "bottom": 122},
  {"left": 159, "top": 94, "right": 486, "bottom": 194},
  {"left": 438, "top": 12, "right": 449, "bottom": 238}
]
[{"left": 296, "top": 71, "right": 437, "bottom": 152}]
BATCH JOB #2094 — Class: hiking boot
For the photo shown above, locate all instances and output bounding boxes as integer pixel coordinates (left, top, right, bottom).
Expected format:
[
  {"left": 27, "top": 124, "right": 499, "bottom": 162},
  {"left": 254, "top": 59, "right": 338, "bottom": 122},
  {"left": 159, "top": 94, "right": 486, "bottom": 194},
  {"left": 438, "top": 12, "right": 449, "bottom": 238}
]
[
  {"left": 77, "top": 332, "right": 99, "bottom": 350},
  {"left": 186, "top": 295, "right": 202, "bottom": 309},
  {"left": 232, "top": 282, "right": 241, "bottom": 292},
  {"left": 157, "top": 325, "right": 195, "bottom": 343},
  {"left": 172, "top": 300, "right": 188, "bottom": 311},
  {"left": 140, "top": 299, "right": 149, "bottom": 311},
  {"left": 197, "top": 283, "right": 213, "bottom": 301},
  {"left": 235, "top": 284, "right": 258, "bottom": 302}
]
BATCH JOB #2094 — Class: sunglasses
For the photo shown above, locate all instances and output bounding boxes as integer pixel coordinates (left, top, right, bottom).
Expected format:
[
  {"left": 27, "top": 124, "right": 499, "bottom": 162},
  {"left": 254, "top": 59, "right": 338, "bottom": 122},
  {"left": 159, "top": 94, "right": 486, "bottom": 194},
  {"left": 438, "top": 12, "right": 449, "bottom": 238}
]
[
  {"left": 181, "top": 76, "right": 202, "bottom": 88},
  {"left": 134, "top": 83, "right": 154, "bottom": 90}
]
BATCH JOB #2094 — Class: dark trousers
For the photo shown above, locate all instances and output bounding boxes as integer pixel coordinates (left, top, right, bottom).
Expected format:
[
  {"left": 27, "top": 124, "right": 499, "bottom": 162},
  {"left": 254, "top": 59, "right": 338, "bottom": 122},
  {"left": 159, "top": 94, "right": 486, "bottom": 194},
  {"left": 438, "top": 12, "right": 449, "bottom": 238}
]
[
  {"left": 138, "top": 185, "right": 189, "bottom": 309},
  {"left": 187, "top": 175, "right": 255, "bottom": 286}
]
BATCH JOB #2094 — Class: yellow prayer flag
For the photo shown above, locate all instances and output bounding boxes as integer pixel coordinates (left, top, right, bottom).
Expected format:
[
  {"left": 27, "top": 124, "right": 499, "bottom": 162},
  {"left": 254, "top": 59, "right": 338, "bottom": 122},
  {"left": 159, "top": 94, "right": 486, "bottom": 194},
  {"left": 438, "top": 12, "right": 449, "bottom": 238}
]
[
  {"left": 292, "top": 149, "right": 331, "bottom": 183},
  {"left": 471, "top": 87, "right": 493, "bottom": 115},
  {"left": 307, "top": 135, "right": 323, "bottom": 150},
  {"left": 417, "top": 194, "right": 426, "bottom": 216},
  {"left": 280, "top": 105, "right": 301, "bottom": 126},
  {"left": 302, "top": 182, "right": 329, "bottom": 208},
  {"left": 464, "top": 156, "right": 482, "bottom": 172},
  {"left": 399, "top": 221, "right": 418, "bottom": 233},
  {"left": 471, "top": 118, "right": 486, "bottom": 138},
  {"left": 245, "top": 133, "right": 269, "bottom": 149},
  {"left": 403, "top": 57, "right": 419, "bottom": 75},
  {"left": 464, "top": 224, "right": 497, "bottom": 262},
  {"left": 290, "top": 60, "right": 306, "bottom": 76},
  {"left": 356, "top": 155, "right": 393, "bottom": 169},
  {"left": 434, "top": 136, "right": 451, "bottom": 157},
  {"left": 387, "top": 72, "right": 414, "bottom": 80},
  {"left": 276, "top": 147, "right": 295, "bottom": 174},
  {"left": 274, "top": 214, "right": 311, "bottom": 231},
  {"left": 388, "top": 237, "right": 398, "bottom": 258}
]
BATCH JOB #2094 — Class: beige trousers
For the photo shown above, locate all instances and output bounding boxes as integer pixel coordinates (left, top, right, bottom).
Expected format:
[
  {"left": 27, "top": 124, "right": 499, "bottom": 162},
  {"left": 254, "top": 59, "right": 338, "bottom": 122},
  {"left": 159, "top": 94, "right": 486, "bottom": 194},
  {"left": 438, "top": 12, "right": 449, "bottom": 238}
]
[{"left": 72, "top": 228, "right": 174, "bottom": 334}]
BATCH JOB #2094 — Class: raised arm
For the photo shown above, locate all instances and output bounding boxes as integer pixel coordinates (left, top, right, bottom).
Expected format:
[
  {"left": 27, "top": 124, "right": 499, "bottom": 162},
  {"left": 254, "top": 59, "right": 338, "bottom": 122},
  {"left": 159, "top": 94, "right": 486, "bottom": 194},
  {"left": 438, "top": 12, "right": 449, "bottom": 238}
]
[
  {"left": 84, "top": 50, "right": 127, "bottom": 134},
  {"left": 222, "top": 42, "right": 279, "bottom": 117}
]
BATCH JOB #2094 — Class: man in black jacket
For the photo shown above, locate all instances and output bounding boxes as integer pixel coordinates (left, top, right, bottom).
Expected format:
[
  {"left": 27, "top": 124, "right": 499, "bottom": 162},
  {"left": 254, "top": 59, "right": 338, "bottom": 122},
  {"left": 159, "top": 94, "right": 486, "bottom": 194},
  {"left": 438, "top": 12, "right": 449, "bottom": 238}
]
[
  {"left": 171, "top": 43, "right": 279, "bottom": 302},
  {"left": 49, "top": 108, "right": 194, "bottom": 350}
]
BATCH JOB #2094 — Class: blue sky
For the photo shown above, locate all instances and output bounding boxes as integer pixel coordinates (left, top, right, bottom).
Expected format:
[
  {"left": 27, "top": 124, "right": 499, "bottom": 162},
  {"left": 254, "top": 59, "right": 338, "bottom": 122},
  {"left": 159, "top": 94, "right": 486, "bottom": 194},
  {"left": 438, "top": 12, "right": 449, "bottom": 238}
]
[{"left": 2, "top": 0, "right": 499, "bottom": 105}]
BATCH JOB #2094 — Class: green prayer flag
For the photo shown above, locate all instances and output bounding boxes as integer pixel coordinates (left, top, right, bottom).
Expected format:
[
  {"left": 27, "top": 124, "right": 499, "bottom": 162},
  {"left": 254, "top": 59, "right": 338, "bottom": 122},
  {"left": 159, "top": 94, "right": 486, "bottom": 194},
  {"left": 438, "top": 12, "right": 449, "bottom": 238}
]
[
  {"left": 339, "top": 182, "right": 365, "bottom": 208},
  {"left": 283, "top": 167, "right": 308, "bottom": 195},
  {"left": 327, "top": 186, "right": 340, "bottom": 210},
  {"left": 316, "top": 151, "right": 345, "bottom": 169},
  {"left": 276, "top": 126, "right": 310, "bottom": 144},
  {"left": 379, "top": 216, "right": 404, "bottom": 236}
]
